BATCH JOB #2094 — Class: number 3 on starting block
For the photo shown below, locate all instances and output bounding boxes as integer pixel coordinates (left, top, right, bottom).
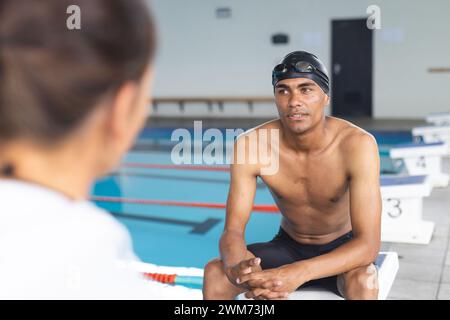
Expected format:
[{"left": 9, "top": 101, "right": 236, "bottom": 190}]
[{"left": 383, "top": 198, "right": 402, "bottom": 218}]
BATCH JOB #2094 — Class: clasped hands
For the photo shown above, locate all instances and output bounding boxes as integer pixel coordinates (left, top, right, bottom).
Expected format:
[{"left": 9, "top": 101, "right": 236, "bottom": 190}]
[{"left": 225, "top": 257, "right": 306, "bottom": 300}]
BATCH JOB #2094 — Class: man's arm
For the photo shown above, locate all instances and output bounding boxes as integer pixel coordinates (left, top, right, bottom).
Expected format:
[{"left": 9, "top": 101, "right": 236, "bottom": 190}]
[
  {"left": 220, "top": 136, "right": 259, "bottom": 276},
  {"left": 238, "top": 132, "right": 381, "bottom": 291}
]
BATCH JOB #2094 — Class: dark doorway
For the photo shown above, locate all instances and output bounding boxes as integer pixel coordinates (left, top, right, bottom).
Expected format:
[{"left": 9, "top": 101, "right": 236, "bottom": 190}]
[{"left": 331, "top": 19, "right": 373, "bottom": 117}]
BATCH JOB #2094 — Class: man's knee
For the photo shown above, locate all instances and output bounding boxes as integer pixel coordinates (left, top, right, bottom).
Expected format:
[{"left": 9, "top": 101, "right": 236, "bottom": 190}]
[
  {"left": 203, "top": 258, "right": 242, "bottom": 300},
  {"left": 343, "top": 264, "right": 378, "bottom": 300},
  {"left": 204, "top": 258, "right": 225, "bottom": 279}
]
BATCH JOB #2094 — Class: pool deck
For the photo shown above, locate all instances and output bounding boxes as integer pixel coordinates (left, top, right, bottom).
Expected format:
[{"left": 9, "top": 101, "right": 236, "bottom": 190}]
[{"left": 383, "top": 157, "right": 450, "bottom": 299}]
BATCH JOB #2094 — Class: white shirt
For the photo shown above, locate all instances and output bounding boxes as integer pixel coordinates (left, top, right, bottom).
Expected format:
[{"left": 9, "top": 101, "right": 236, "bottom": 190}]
[{"left": 0, "top": 179, "right": 201, "bottom": 299}]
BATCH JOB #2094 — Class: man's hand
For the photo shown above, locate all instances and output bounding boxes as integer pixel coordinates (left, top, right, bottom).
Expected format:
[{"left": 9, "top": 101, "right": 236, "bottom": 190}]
[
  {"left": 224, "top": 257, "right": 289, "bottom": 300},
  {"left": 224, "top": 257, "right": 263, "bottom": 289},
  {"left": 238, "top": 263, "right": 307, "bottom": 300}
]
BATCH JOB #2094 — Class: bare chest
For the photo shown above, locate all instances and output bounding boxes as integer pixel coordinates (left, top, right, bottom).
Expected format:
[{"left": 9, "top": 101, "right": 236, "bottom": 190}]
[{"left": 261, "top": 154, "right": 349, "bottom": 208}]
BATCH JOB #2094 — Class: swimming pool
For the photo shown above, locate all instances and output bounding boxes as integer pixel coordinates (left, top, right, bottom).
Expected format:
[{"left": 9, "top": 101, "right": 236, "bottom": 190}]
[{"left": 91, "top": 127, "right": 413, "bottom": 270}]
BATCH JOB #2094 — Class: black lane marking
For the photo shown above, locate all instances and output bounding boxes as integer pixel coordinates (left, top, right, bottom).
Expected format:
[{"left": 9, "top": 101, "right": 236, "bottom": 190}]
[{"left": 110, "top": 211, "right": 221, "bottom": 235}]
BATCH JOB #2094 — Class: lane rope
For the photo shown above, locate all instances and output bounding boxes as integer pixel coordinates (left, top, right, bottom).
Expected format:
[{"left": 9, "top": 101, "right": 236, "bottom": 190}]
[
  {"left": 122, "top": 162, "right": 230, "bottom": 172},
  {"left": 143, "top": 272, "right": 203, "bottom": 286},
  {"left": 91, "top": 196, "right": 279, "bottom": 213}
]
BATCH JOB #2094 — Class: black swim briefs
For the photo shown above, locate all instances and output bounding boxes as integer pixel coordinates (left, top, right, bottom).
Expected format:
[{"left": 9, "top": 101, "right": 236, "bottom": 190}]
[{"left": 247, "top": 227, "right": 353, "bottom": 296}]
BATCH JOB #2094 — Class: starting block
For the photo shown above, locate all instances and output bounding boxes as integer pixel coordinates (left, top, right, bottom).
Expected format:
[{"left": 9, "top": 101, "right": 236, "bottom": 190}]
[
  {"left": 238, "top": 252, "right": 399, "bottom": 300},
  {"left": 426, "top": 112, "right": 450, "bottom": 126},
  {"left": 412, "top": 125, "right": 450, "bottom": 155},
  {"left": 134, "top": 251, "right": 399, "bottom": 300},
  {"left": 389, "top": 142, "right": 449, "bottom": 188},
  {"left": 380, "top": 175, "right": 434, "bottom": 244}
]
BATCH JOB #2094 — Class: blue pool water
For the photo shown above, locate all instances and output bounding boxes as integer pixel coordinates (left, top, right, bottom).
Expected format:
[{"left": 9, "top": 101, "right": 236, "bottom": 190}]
[{"left": 91, "top": 127, "right": 413, "bottom": 269}]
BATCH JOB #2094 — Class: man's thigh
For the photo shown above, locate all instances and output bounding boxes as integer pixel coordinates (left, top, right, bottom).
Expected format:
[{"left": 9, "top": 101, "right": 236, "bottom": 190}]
[{"left": 247, "top": 240, "right": 298, "bottom": 270}]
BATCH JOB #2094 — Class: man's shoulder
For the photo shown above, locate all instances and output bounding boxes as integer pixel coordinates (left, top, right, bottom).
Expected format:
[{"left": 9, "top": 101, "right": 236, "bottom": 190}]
[
  {"left": 236, "top": 118, "right": 281, "bottom": 140},
  {"left": 329, "top": 117, "right": 377, "bottom": 153}
]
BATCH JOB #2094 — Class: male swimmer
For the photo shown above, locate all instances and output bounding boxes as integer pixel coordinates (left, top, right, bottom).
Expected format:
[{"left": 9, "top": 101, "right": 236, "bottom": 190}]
[{"left": 203, "top": 51, "right": 381, "bottom": 300}]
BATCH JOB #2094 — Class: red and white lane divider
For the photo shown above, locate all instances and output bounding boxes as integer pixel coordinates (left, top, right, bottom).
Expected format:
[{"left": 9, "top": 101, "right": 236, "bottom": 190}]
[
  {"left": 121, "top": 162, "right": 230, "bottom": 172},
  {"left": 91, "top": 196, "right": 279, "bottom": 213}
]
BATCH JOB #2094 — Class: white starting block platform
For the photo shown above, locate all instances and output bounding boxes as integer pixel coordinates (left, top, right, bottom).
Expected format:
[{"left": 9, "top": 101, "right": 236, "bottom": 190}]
[
  {"left": 412, "top": 125, "right": 450, "bottom": 155},
  {"left": 380, "top": 175, "right": 434, "bottom": 244},
  {"left": 238, "top": 252, "right": 399, "bottom": 300},
  {"left": 132, "top": 251, "right": 398, "bottom": 300},
  {"left": 389, "top": 142, "right": 449, "bottom": 188},
  {"left": 426, "top": 112, "right": 450, "bottom": 126}
]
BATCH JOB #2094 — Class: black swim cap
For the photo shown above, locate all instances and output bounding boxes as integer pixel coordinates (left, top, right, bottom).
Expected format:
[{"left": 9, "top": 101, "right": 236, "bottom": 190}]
[{"left": 272, "top": 51, "right": 330, "bottom": 95}]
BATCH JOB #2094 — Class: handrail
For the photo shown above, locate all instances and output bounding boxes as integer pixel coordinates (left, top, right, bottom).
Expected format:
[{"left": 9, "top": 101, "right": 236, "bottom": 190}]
[
  {"left": 148, "top": 97, "right": 276, "bottom": 115},
  {"left": 150, "top": 97, "right": 274, "bottom": 104}
]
